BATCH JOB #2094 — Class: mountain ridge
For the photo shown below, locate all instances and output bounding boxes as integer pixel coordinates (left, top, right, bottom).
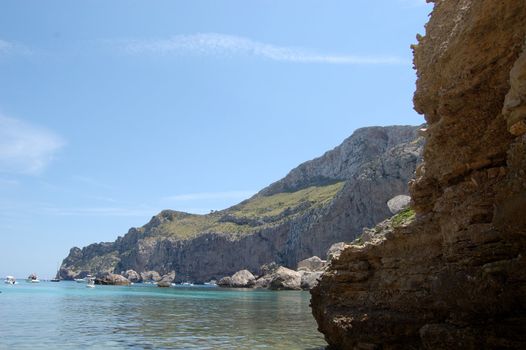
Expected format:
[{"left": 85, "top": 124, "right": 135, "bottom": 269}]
[{"left": 60, "top": 124, "right": 423, "bottom": 282}]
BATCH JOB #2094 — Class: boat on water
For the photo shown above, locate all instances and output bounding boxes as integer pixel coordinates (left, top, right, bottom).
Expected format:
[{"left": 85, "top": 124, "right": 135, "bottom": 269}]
[
  {"left": 26, "top": 273, "right": 40, "bottom": 283},
  {"left": 86, "top": 276, "right": 95, "bottom": 288},
  {"left": 75, "top": 274, "right": 93, "bottom": 283},
  {"left": 4, "top": 276, "right": 17, "bottom": 284},
  {"left": 51, "top": 277, "right": 60, "bottom": 282}
]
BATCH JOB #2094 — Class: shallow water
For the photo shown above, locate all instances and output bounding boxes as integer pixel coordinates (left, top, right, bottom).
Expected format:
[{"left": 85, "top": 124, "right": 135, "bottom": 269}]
[{"left": 0, "top": 281, "right": 326, "bottom": 349}]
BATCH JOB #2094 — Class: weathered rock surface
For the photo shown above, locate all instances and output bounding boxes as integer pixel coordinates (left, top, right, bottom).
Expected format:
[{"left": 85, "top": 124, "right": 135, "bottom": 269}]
[
  {"left": 157, "top": 271, "right": 176, "bottom": 287},
  {"left": 297, "top": 256, "right": 326, "bottom": 272},
  {"left": 387, "top": 194, "right": 411, "bottom": 214},
  {"left": 268, "top": 267, "right": 302, "bottom": 290},
  {"left": 326, "top": 242, "right": 346, "bottom": 262},
  {"left": 59, "top": 125, "right": 423, "bottom": 282},
  {"left": 312, "top": 1, "right": 526, "bottom": 349},
  {"left": 217, "top": 269, "right": 256, "bottom": 288},
  {"left": 123, "top": 269, "right": 141, "bottom": 283},
  {"left": 300, "top": 271, "right": 323, "bottom": 290},
  {"left": 140, "top": 271, "right": 162, "bottom": 282},
  {"left": 95, "top": 273, "right": 130, "bottom": 286}
]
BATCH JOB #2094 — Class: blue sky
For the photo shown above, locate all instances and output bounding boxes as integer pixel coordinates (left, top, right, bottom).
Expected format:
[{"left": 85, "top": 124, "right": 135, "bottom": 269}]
[{"left": 0, "top": 0, "right": 432, "bottom": 278}]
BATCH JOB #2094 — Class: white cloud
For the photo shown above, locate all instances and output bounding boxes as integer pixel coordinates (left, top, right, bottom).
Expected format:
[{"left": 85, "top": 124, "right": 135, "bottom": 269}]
[
  {"left": 118, "top": 33, "right": 407, "bottom": 65},
  {"left": 0, "top": 39, "right": 31, "bottom": 57},
  {"left": 0, "top": 115, "right": 65, "bottom": 175},
  {"left": 164, "top": 190, "right": 256, "bottom": 202}
]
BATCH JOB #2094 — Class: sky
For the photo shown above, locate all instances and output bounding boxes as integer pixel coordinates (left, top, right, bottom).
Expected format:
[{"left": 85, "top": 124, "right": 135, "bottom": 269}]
[{"left": 0, "top": 0, "right": 432, "bottom": 279}]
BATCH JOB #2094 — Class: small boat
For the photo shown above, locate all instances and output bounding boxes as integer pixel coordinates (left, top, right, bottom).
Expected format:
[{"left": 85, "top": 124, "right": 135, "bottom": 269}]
[
  {"left": 86, "top": 276, "right": 95, "bottom": 288},
  {"left": 26, "top": 273, "right": 40, "bottom": 283},
  {"left": 75, "top": 274, "right": 93, "bottom": 283},
  {"left": 50, "top": 278, "right": 60, "bottom": 282},
  {"left": 4, "top": 276, "right": 17, "bottom": 285}
]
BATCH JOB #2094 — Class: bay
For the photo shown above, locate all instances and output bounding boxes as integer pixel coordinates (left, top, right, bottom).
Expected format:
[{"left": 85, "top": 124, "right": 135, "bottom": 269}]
[{"left": 0, "top": 281, "right": 327, "bottom": 349}]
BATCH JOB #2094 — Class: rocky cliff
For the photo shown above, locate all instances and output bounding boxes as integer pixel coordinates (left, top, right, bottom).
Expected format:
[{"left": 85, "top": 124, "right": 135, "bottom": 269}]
[
  {"left": 311, "top": 1, "right": 526, "bottom": 348},
  {"left": 60, "top": 125, "right": 423, "bottom": 282}
]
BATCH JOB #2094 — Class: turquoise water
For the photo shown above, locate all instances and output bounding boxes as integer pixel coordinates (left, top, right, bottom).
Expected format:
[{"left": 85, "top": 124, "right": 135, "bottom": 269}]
[{"left": 0, "top": 281, "right": 326, "bottom": 349}]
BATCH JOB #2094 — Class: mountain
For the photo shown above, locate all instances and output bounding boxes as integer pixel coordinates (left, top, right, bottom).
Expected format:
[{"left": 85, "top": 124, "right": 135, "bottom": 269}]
[
  {"left": 59, "top": 125, "right": 423, "bottom": 282},
  {"left": 311, "top": 1, "right": 526, "bottom": 348}
]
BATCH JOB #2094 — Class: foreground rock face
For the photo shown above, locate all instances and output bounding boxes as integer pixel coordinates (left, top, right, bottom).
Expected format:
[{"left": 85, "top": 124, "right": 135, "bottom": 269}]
[
  {"left": 311, "top": 1, "right": 526, "bottom": 349},
  {"left": 60, "top": 125, "right": 423, "bottom": 282}
]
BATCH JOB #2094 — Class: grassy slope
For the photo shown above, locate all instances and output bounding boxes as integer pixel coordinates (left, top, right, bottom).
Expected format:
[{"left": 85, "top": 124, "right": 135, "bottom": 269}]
[{"left": 143, "top": 182, "right": 346, "bottom": 240}]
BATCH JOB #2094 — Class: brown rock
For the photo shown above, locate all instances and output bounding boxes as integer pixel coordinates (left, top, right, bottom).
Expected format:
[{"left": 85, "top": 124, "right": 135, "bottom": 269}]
[
  {"left": 95, "top": 273, "right": 130, "bottom": 286},
  {"left": 123, "top": 269, "right": 141, "bottom": 283},
  {"left": 217, "top": 270, "right": 255, "bottom": 288},
  {"left": 157, "top": 271, "right": 176, "bottom": 287},
  {"left": 268, "top": 267, "right": 302, "bottom": 290},
  {"left": 312, "top": 1, "right": 526, "bottom": 349},
  {"left": 297, "top": 256, "right": 326, "bottom": 272}
]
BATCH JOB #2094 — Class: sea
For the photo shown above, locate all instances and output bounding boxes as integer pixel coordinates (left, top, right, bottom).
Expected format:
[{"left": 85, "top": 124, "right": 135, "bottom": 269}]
[{"left": 0, "top": 281, "right": 327, "bottom": 349}]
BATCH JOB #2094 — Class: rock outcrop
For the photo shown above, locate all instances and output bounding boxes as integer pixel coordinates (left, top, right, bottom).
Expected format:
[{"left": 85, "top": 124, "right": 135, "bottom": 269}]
[
  {"left": 311, "top": 1, "right": 526, "bottom": 349},
  {"left": 268, "top": 267, "right": 302, "bottom": 291},
  {"left": 95, "top": 273, "right": 130, "bottom": 286},
  {"left": 60, "top": 125, "right": 423, "bottom": 283},
  {"left": 140, "top": 271, "right": 162, "bottom": 282},
  {"left": 123, "top": 269, "right": 141, "bottom": 283},
  {"left": 217, "top": 270, "right": 256, "bottom": 288},
  {"left": 386, "top": 194, "right": 411, "bottom": 214},
  {"left": 297, "top": 256, "right": 326, "bottom": 272},
  {"left": 157, "top": 271, "right": 176, "bottom": 287}
]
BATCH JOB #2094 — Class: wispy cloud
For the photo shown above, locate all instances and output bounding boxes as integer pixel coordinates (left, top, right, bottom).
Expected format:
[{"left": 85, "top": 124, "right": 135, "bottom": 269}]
[
  {"left": 164, "top": 190, "right": 256, "bottom": 202},
  {"left": 116, "top": 33, "right": 406, "bottom": 65},
  {"left": 0, "top": 38, "right": 31, "bottom": 57},
  {"left": 0, "top": 115, "right": 65, "bottom": 175}
]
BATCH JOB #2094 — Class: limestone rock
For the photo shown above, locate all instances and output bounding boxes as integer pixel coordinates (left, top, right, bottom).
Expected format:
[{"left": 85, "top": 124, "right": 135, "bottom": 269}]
[
  {"left": 123, "top": 269, "right": 141, "bottom": 283},
  {"left": 95, "top": 273, "right": 130, "bottom": 286},
  {"left": 297, "top": 256, "right": 326, "bottom": 272},
  {"left": 326, "top": 242, "right": 347, "bottom": 262},
  {"left": 218, "top": 270, "right": 255, "bottom": 288},
  {"left": 268, "top": 267, "right": 302, "bottom": 290},
  {"left": 300, "top": 271, "right": 323, "bottom": 290},
  {"left": 312, "top": 2, "right": 526, "bottom": 348},
  {"left": 387, "top": 194, "right": 411, "bottom": 214},
  {"left": 157, "top": 271, "right": 176, "bottom": 287},
  {"left": 259, "top": 262, "right": 279, "bottom": 276},
  {"left": 253, "top": 274, "right": 272, "bottom": 289},
  {"left": 217, "top": 276, "right": 231, "bottom": 287},
  {"left": 140, "top": 271, "right": 161, "bottom": 282}
]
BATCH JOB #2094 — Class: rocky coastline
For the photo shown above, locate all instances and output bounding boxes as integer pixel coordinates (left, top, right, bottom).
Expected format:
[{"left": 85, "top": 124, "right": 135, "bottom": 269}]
[{"left": 59, "top": 125, "right": 424, "bottom": 284}]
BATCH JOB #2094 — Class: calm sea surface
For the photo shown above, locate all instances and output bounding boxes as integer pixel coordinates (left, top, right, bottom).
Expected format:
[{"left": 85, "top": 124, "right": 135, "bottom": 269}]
[{"left": 0, "top": 281, "right": 327, "bottom": 349}]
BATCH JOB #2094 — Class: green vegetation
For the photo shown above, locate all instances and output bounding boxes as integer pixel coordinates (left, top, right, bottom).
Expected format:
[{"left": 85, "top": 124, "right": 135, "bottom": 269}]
[
  {"left": 391, "top": 207, "right": 416, "bottom": 227},
  {"left": 149, "top": 182, "right": 345, "bottom": 240}
]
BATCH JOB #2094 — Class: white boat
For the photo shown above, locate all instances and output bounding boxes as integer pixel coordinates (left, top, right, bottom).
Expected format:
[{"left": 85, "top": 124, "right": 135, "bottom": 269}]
[
  {"left": 75, "top": 274, "right": 93, "bottom": 283},
  {"left": 86, "top": 276, "right": 95, "bottom": 288},
  {"left": 4, "top": 276, "right": 17, "bottom": 285},
  {"left": 27, "top": 273, "right": 40, "bottom": 283}
]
